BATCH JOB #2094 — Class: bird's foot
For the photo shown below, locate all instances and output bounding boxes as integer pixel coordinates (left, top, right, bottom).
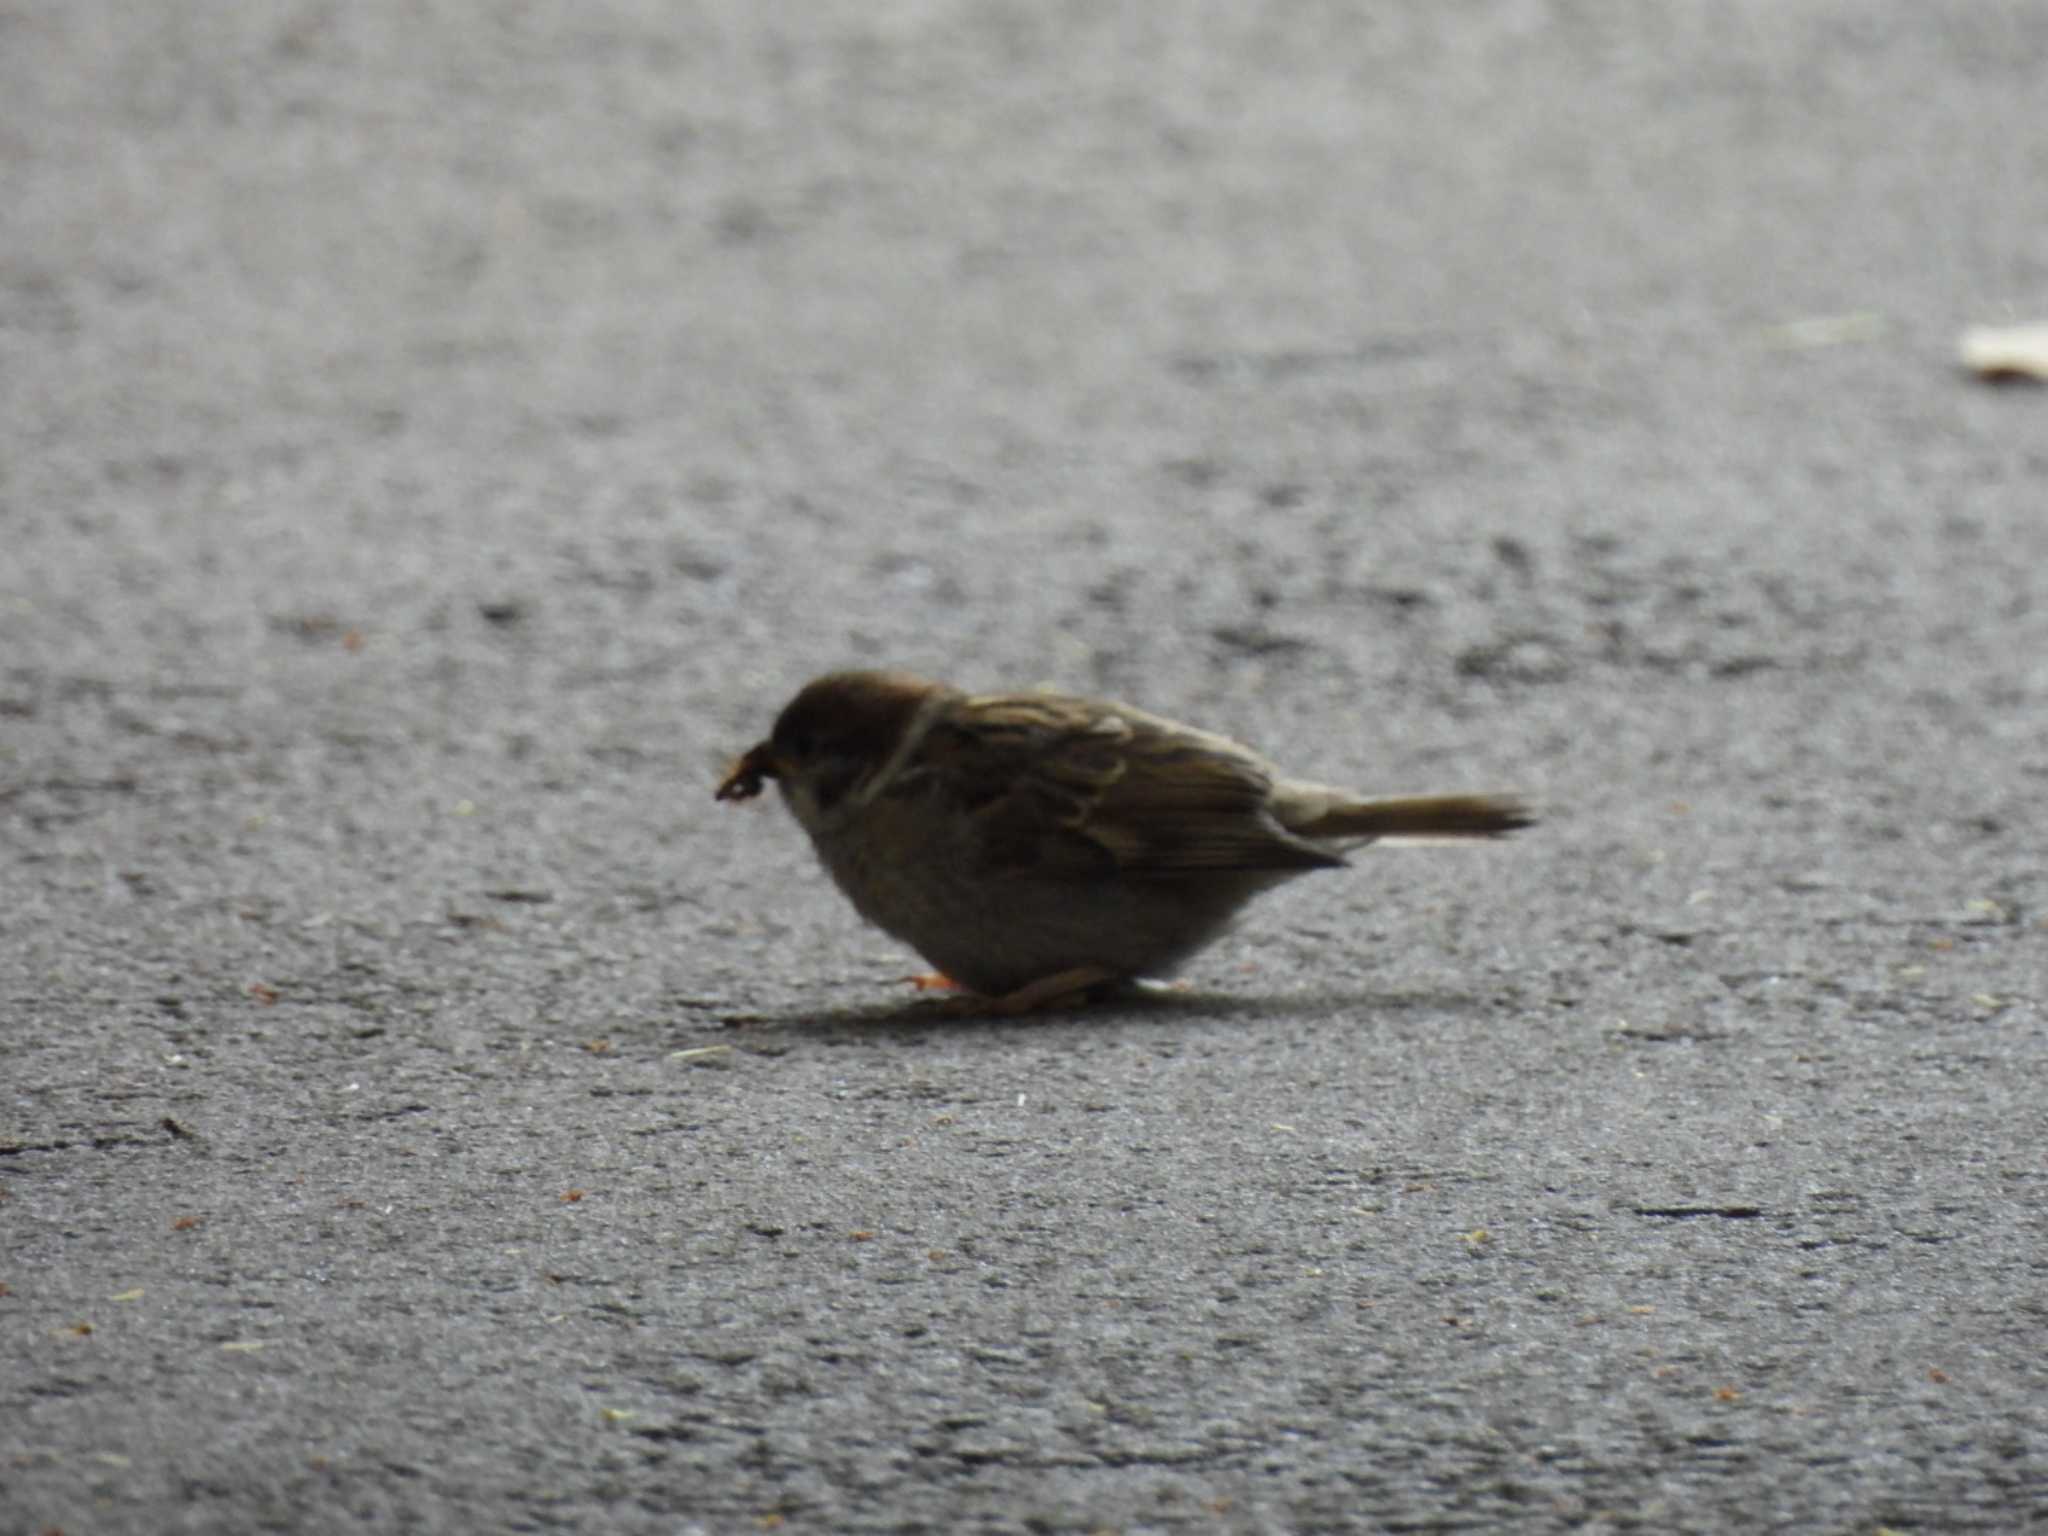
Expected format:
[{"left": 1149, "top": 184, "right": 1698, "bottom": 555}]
[{"left": 957, "top": 966, "right": 1128, "bottom": 1016}]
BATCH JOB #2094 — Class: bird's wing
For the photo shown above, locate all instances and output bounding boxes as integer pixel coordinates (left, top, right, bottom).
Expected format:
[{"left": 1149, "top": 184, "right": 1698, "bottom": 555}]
[{"left": 897, "top": 692, "right": 1343, "bottom": 878}]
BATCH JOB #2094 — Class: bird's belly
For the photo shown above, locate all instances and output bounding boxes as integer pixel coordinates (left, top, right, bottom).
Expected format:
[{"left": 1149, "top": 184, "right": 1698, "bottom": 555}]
[{"left": 811, "top": 825, "right": 1273, "bottom": 995}]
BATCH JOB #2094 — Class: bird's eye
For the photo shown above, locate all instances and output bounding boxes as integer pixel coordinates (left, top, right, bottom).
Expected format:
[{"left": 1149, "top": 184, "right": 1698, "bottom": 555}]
[{"left": 781, "top": 728, "right": 814, "bottom": 760}]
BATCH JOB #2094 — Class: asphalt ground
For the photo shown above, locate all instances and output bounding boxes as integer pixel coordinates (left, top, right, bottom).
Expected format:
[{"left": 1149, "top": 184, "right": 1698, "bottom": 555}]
[{"left": 4, "top": 4, "right": 2046, "bottom": 1532}]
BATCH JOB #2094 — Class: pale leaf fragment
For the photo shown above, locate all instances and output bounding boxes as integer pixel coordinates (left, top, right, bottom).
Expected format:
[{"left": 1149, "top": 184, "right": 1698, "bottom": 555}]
[
  {"left": 668, "top": 1045, "right": 735, "bottom": 1069},
  {"left": 1960, "top": 323, "right": 2048, "bottom": 382}
]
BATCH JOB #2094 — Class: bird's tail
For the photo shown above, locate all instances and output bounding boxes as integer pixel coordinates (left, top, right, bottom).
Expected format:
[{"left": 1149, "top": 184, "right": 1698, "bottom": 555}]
[{"left": 1289, "top": 791, "right": 1535, "bottom": 844}]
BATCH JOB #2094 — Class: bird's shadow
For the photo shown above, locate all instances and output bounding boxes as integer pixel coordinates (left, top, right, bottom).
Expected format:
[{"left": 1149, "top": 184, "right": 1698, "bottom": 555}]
[{"left": 700, "top": 978, "right": 1501, "bottom": 1044}]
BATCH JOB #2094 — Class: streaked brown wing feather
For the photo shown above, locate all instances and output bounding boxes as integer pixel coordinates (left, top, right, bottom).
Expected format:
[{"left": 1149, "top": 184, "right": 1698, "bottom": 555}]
[
  {"left": 1089, "top": 729, "right": 1344, "bottom": 874},
  {"left": 901, "top": 692, "right": 1341, "bottom": 878}
]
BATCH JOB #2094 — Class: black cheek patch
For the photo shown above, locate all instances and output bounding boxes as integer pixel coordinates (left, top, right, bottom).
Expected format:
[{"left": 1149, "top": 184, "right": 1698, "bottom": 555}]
[{"left": 808, "top": 758, "right": 867, "bottom": 814}]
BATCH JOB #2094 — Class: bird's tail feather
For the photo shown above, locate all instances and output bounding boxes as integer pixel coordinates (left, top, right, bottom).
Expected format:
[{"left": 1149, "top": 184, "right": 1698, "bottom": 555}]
[{"left": 1295, "top": 792, "right": 1534, "bottom": 843}]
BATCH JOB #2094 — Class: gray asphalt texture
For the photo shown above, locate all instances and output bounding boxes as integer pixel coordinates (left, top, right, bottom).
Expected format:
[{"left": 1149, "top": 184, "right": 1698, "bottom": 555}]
[{"left": 5, "top": 5, "right": 2047, "bottom": 1533}]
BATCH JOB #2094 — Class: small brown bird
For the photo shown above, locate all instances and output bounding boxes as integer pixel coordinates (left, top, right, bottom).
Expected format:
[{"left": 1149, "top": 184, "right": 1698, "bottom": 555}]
[{"left": 717, "top": 670, "right": 1533, "bottom": 1011}]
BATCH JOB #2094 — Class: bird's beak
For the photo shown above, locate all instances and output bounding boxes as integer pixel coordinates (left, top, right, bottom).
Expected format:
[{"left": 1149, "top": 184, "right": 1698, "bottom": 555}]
[{"left": 715, "top": 742, "right": 781, "bottom": 802}]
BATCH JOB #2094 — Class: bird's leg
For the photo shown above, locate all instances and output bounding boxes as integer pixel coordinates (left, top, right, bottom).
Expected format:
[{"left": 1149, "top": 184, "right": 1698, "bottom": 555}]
[
  {"left": 976, "top": 965, "right": 1126, "bottom": 1016},
  {"left": 903, "top": 965, "right": 1126, "bottom": 1015}
]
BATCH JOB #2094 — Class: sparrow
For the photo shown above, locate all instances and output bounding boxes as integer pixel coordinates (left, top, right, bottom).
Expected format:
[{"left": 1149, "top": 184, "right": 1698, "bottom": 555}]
[{"left": 717, "top": 670, "right": 1533, "bottom": 1011}]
